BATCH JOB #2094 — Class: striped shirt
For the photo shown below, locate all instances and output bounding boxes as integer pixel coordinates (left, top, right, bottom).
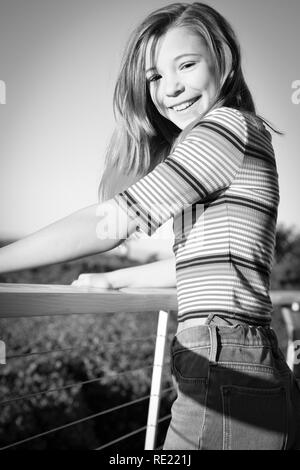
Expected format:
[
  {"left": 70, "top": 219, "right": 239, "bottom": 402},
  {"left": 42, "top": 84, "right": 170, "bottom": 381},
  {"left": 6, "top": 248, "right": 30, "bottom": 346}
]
[{"left": 113, "top": 107, "right": 280, "bottom": 327}]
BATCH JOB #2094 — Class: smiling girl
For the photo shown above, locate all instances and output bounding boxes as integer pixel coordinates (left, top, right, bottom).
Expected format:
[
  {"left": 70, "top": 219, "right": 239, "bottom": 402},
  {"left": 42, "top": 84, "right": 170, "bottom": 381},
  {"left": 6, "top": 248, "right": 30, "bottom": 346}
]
[
  {"left": 1, "top": 2, "right": 300, "bottom": 450},
  {"left": 146, "top": 28, "right": 217, "bottom": 129}
]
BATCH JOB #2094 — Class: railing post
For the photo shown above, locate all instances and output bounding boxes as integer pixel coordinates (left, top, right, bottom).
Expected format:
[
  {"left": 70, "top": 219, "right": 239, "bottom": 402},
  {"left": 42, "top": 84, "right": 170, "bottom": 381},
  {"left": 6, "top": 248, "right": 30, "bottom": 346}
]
[{"left": 145, "top": 309, "right": 169, "bottom": 450}]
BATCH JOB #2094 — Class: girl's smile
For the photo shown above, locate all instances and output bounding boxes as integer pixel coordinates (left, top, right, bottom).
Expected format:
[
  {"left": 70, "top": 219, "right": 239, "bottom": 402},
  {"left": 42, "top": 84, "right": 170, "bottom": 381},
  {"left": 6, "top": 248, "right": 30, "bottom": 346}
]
[
  {"left": 168, "top": 95, "right": 202, "bottom": 112},
  {"left": 146, "top": 27, "right": 217, "bottom": 130}
]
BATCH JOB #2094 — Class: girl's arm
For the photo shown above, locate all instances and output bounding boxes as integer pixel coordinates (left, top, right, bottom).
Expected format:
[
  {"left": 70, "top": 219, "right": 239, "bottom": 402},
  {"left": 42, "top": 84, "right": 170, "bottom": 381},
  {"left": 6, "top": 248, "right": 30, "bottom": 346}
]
[
  {"left": 0, "top": 200, "right": 138, "bottom": 274},
  {"left": 72, "top": 256, "right": 177, "bottom": 289}
]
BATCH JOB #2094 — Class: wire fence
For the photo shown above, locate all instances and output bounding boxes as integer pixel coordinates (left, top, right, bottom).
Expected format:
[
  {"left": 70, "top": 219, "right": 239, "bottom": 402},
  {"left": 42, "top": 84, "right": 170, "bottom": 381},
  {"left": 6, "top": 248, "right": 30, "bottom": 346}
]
[
  {"left": 0, "top": 386, "right": 174, "bottom": 450},
  {"left": 6, "top": 334, "right": 158, "bottom": 361},
  {"left": 0, "top": 291, "right": 177, "bottom": 450},
  {"left": 94, "top": 414, "right": 172, "bottom": 450}
]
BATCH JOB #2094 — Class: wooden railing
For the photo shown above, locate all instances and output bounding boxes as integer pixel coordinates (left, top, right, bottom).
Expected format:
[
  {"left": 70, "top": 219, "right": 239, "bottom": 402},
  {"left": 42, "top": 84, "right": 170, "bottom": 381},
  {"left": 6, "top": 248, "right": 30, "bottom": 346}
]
[
  {"left": 0, "top": 283, "right": 178, "bottom": 317},
  {"left": 0, "top": 284, "right": 300, "bottom": 450}
]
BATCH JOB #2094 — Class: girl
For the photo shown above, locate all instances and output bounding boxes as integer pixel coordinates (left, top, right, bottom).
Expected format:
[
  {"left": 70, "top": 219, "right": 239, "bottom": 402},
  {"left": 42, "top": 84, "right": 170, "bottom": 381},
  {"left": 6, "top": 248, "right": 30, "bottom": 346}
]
[{"left": 1, "top": 2, "right": 299, "bottom": 449}]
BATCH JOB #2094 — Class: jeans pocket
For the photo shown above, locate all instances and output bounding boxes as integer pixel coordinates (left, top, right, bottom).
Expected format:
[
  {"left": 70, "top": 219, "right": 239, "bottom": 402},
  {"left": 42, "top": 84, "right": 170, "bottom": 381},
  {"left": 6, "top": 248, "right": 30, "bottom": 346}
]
[
  {"left": 172, "top": 347, "right": 209, "bottom": 383},
  {"left": 221, "top": 385, "right": 288, "bottom": 450}
]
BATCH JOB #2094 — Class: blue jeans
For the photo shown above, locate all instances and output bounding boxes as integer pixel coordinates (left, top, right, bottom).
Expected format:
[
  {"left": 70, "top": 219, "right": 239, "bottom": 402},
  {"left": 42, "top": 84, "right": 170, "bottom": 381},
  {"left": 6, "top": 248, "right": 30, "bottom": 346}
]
[{"left": 163, "top": 314, "right": 300, "bottom": 450}]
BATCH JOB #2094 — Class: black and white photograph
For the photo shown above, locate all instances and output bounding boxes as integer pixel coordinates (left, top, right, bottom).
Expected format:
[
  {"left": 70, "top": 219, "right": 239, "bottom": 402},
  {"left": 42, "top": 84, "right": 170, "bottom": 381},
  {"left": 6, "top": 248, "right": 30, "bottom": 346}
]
[{"left": 0, "top": 0, "right": 299, "bottom": 453}]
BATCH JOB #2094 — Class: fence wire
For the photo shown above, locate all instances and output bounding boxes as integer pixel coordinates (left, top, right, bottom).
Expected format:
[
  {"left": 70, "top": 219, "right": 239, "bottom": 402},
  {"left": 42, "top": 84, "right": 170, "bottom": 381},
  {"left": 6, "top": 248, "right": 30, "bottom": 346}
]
[{"left": 0, "top": 388, "right": 173, "bottom": 450}]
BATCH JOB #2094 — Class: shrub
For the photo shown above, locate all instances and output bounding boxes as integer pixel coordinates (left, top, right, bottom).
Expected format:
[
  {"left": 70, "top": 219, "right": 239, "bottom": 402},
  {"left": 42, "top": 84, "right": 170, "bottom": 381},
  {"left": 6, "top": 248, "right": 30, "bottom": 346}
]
[{"left": 0, "top": 310, "right": 177, "bottom": 450}]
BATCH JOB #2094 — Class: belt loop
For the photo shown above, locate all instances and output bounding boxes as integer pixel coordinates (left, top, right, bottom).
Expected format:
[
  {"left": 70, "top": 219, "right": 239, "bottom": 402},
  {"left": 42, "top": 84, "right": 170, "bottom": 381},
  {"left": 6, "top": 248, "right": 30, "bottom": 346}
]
[
  {"left": 208, "top": 325, "right": 218, "bottom": 363},
  {"left": 205, "top": 313, "right": 215, "bottom": 325}
]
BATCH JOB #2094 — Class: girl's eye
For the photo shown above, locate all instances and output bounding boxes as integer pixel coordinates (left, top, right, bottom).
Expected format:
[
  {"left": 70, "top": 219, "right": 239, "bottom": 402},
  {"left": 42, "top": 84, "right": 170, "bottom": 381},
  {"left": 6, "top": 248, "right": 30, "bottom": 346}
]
[
  {"left": 180, "top": 62, "right": 196, "bottom": 70},
  {"left": 148, "top": 74, "right": 161, "bottom": 83}
]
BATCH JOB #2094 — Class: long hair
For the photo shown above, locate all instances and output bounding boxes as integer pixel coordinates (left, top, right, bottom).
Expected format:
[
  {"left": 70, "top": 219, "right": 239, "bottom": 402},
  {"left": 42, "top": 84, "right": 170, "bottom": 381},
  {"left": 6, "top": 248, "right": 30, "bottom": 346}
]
[{"left": 98, "top": 2, "right": 281, "bottom": 202}]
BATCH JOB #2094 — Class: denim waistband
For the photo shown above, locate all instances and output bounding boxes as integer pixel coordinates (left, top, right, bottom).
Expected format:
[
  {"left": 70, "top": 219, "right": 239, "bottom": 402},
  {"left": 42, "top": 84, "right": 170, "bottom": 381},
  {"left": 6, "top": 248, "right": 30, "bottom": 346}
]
[
  {"left": 205, "top": 313, "right": 266, "bottom": 327},
  {"left": 172, "top": 314, "right": 279, "bottom": 355}
]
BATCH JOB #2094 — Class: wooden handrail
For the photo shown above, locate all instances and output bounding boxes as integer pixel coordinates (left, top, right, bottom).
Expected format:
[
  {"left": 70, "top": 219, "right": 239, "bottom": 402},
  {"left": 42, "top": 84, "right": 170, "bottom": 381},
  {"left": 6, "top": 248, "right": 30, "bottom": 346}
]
[
  {"left": 0, "top": 283, "right": 178, "bottom": 318},
  {"left": 269, "top": 290, "right": 300, "bottom": 307}
]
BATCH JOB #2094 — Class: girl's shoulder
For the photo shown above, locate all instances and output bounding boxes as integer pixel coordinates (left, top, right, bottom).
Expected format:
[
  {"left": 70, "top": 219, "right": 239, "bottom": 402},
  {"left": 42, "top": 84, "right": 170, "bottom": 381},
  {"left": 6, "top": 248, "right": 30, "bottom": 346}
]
[
  {"left": 201, "top": 106, "right": 248, "bottom": 133},
  {"left": 178, "top": 106, "right": 248, "bottom": 149},
  {"left": 203, "top": 106, "right": 270, "bottom": 139}
]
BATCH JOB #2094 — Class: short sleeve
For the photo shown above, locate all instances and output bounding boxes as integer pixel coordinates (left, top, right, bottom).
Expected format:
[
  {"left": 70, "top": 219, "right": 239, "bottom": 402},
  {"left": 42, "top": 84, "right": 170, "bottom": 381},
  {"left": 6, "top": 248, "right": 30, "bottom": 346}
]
[{"left": 113, "top": 107, "right": 248, "bottom": 236}]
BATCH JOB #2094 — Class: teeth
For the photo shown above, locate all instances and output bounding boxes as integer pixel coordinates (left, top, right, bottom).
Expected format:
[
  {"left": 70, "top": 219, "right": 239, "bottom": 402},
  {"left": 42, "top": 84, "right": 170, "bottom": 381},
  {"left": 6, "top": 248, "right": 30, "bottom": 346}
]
[{"left": 172, "top": 97, "right": 200, "bottom": 112}]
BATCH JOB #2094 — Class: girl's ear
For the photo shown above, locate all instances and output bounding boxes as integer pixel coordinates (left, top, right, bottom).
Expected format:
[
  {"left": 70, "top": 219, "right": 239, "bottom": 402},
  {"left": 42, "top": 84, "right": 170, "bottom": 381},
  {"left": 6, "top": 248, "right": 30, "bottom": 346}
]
[{"left": 220, "top": 42, "right": 233, "bottom": 87}]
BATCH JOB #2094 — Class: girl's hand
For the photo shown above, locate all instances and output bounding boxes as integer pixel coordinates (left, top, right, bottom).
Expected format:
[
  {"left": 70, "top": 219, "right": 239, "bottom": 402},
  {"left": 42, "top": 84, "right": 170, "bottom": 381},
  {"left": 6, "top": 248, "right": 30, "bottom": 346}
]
[{"left": 71, "top": 273, "right": 114, "bottom": 289}]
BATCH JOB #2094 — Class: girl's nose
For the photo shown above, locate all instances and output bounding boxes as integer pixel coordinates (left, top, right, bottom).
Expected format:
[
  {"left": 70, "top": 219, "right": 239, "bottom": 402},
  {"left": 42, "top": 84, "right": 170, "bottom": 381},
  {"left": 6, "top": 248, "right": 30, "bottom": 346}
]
[{"left": 164, "top": 77, "right": 184, "bottom": 97}]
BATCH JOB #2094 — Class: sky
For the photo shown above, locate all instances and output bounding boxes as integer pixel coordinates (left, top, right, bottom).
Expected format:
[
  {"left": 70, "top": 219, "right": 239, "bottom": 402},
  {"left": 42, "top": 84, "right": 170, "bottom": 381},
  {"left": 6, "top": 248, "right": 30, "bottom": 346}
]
[{"left": 0, "top": 0, "right": 299, "bottom": 240}]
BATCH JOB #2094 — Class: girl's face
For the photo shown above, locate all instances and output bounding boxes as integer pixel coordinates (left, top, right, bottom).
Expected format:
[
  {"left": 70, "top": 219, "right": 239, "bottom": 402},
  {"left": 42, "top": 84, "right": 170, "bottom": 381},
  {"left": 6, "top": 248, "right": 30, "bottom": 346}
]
[{"left": 146, "top": 27, "right": 217, "bottom": 130}]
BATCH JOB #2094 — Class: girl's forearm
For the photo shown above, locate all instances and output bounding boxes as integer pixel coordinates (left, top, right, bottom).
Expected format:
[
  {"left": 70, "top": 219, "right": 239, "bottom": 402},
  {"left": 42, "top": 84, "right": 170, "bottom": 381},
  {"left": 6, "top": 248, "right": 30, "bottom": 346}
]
[
  {"left": 0, "top": 201, "right": 135, "bottom": 274},
  {"left": 107, "top": 257, "right": 177, "bottom": 289}
]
